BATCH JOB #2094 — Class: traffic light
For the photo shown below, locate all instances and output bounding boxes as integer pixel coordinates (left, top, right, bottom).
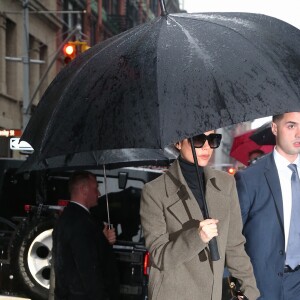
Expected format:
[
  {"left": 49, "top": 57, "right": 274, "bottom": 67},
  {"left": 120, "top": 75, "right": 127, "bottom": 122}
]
[
  {"left": 62, "top": 41, "right": 90, "bottom": 65},
  {"left": 227, "top": 167, "right": 237, "bottom": 175},
  {"left": 63, "top": 42, "right": 76, "bottom": 64},
  {"left": 80, "top": 42, "right": 90, "bottom": 52}
]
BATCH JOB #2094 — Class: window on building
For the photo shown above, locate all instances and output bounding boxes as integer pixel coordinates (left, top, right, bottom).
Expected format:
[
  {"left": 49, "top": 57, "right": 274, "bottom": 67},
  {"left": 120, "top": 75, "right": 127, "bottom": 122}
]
[
  {"left": 39, "top": 43, "right": 48, "bottom": 99},
  {"left": 0, "top": 136, "right": 10, "bottom": 158},
  {"left": 5, "top": 19, "right": 17, "bottom": 97}
]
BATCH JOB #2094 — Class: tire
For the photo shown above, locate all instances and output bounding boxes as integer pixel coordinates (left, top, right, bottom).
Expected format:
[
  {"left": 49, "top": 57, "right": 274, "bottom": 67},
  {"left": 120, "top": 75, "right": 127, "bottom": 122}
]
[{"left": 10, "top": 218, "right": 55, "bottom": 300}]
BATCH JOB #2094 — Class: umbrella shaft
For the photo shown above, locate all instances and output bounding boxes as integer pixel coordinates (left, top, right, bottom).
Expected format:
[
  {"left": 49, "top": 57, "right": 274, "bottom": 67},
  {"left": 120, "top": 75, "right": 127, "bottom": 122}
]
[
  {"left": 189, "top": 139, "right": 210, "bottom": 218},
  {"left": 189, "top": 139, "right": 220, "bottom": 261},
  {"left": 103, "top": 165, "right": 111, "bottom": 226}
]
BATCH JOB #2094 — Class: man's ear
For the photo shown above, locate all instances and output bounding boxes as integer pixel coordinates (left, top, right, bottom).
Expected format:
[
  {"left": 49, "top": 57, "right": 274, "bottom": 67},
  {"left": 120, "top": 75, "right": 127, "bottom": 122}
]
[
  {"left": 271, "top": 122, "right": 277, "bottom": 136},
  {"left": 80, "top": 183, "right": 89, "bottom": 196},
  {"left": 175, "top": 142, "right": 181, "bottom": 150}
]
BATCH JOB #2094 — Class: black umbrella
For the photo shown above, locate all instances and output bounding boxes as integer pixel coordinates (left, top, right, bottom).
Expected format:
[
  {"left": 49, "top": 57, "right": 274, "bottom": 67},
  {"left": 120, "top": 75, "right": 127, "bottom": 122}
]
[
  {"left": 250, "top": 121, "right": 276, "bottom": 145},
  {"left": 21, "top": 8, "right": 300, "bottom": 263},
  {"left": 18, "top": 148, "right": 177, "bottom": 172},
  {"left": 22, "top": 11, "right": 300, "bottom": 161}
]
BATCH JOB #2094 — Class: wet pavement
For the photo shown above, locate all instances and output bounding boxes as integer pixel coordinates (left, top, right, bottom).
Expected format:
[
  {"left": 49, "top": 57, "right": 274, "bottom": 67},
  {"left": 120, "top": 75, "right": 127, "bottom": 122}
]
[{"left": 0, "top": 296, "right": 31, "bottom": 300}]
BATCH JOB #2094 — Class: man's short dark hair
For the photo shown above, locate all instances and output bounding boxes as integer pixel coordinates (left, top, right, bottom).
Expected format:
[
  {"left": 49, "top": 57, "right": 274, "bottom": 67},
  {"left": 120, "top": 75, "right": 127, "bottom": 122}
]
[
  {"left": 273, "top": 111, "right": 300, "bottom": 123},
  {"left": 272, "top": 114, "right": 284, "bottom": 123},
  {"left": 68, "top": 171, "right": 96, "bottom": 194}
]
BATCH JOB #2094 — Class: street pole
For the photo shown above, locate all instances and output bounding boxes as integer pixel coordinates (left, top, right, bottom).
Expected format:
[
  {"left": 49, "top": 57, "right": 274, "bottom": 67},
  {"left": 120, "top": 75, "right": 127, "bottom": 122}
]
[
  {"left": 26, "top": 27, "right": 79, "bottom": 114},
  {"left": 22, "top": 0, "right": 30, "bottom": 130},
  {"left": 4, "top": 5, "right": 86, "bottom": 131}
]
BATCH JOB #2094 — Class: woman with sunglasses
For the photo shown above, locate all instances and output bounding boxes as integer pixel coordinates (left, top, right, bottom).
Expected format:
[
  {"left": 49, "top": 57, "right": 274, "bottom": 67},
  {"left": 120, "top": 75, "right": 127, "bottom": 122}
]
[{"left": 140, "top": 130, "right": 259, "bottom": 300}]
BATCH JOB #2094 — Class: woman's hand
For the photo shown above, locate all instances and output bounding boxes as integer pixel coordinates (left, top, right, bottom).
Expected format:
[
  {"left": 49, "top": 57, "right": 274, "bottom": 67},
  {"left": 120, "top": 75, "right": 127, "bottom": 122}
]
[{"left": 198, "top": 219, "right": 219, "bottom": 243}]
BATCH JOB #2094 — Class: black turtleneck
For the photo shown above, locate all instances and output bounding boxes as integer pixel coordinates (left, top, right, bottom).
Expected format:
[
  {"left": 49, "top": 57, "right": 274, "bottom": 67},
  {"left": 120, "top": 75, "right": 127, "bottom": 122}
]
[{"left": 178, "top": 156, "right": 206, "bottom": 216}]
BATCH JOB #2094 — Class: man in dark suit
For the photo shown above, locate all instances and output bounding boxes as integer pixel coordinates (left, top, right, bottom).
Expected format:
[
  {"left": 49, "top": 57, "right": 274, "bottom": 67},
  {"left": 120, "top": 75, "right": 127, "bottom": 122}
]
[
  {"left": 53, "top": 171, "right": 119, "bottom": 300},
  {"left": 235, "top": 112, "right": 300, "bottom": 299}
]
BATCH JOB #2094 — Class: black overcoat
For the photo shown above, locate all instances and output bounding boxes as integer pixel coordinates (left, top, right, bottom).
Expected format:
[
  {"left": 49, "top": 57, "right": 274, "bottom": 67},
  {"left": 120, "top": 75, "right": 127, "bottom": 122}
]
[{"left": 53, "top": 202, "right": 119, "bottom": 300}]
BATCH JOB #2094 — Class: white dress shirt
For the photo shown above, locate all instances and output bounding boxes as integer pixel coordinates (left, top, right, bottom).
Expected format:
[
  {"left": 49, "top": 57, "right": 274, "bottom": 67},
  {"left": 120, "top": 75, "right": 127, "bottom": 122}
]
[
  {"left": 70, "top": 200, "right": 90, "bottom": 213},
  {"left": 273, "top": 148, "right": 300, "bottom": 251}
]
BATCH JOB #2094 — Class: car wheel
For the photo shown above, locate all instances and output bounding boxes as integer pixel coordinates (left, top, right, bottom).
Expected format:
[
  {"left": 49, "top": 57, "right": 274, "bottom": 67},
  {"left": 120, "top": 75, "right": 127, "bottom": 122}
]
[{"left": 10, "top": 219, "right": 55, "bottom": 300}]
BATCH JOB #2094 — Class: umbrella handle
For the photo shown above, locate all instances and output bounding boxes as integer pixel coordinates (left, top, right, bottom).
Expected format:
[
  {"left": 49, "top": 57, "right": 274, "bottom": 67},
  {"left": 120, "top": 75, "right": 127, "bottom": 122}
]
[
  {"left": 209, "top": 237, "right": 220, "bottom": 261},
  {"left": 189, "top": 138, "right": 220, "bottom": 261}
]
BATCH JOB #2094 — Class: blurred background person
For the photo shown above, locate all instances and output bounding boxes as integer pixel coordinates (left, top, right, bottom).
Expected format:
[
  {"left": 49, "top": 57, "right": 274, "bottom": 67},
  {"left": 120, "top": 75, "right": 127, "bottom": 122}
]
[{"left": 248, "top": 149, "right": 265, "bottom": 166}]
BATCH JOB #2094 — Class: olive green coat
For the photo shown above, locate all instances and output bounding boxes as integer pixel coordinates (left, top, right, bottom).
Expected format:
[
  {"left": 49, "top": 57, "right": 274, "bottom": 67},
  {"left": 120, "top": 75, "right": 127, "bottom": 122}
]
[{"left": 140, "top": 160, "right": 259, "bottom": 300}]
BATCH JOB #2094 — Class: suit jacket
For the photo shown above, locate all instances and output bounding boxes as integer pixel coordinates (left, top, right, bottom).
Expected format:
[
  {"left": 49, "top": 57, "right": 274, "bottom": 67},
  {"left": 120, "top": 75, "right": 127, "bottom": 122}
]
[
  {"left": 52, "top": 202, "right": 119, "bottom": 300},
  {"left": 140, "top": 160, "right": 259, "bottom": 300},
  {"left": 235, "top": 152, "right": 300, "bottom": 300}
]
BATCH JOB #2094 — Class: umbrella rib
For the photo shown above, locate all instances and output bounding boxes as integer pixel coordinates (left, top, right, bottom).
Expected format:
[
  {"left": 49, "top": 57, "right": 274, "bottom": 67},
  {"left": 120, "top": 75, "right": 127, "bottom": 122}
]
[
  {"left": 169, "top": 16, "right": 214, "bottom": 65},
  {"left": 173, "top": 13, "right": 266, "bottom": 56},
  {"left": 169, "top": 16, "right": 235, "bottom": 125}
]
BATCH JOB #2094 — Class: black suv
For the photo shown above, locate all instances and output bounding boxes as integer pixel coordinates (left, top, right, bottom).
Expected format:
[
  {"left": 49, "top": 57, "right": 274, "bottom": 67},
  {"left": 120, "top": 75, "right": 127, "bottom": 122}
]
[{"left": 0, "top": 158, "right": 164, "bottom": 300}]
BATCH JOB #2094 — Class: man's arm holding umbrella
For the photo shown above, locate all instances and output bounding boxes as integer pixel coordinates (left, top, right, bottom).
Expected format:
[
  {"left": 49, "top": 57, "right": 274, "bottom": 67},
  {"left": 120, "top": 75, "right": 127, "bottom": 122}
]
[{"left": 103, "top": 223, "right": 116, "bottom": 245}]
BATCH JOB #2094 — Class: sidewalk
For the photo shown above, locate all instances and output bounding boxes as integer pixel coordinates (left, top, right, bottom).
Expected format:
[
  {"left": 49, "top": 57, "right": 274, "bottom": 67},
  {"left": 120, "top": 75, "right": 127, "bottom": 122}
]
[{"left": 0, "top": 296, "right": 31, "bottom": 300}]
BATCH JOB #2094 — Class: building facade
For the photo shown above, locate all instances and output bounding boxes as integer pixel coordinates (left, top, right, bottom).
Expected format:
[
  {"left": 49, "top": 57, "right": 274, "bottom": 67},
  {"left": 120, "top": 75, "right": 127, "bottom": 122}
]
[{"left": 0, "top": 0, "right": 62, "bottom": 156}]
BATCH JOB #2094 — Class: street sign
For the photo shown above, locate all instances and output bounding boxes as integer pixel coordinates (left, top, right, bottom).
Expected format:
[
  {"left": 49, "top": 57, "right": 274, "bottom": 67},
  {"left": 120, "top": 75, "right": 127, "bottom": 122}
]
[
  {"left": 0, "top": 129, "right": 22, "bottom": 137},
  {"left": 10, "top": 138, "right": 34, "bottom": 151}
]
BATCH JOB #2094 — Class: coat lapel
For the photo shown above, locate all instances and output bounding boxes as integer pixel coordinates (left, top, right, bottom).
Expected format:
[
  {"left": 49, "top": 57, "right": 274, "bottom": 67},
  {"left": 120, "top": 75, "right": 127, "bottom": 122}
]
[
  {"left": 204, "top": 167, "right": 229, "bottom": 222},
  {"left": 165, "top": 160, "right": 203, "bottom": 225},
  {"left": 164, "top": 160, "right": 227, "bottom": 225},
  {"left": 264, "top": 155, "right": 284, "bottom": 235}
]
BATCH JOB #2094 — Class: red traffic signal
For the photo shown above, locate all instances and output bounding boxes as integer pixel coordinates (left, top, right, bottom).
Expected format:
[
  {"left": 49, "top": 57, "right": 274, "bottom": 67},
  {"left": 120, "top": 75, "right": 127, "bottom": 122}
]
[
  {"left": 63, "top": 43, "right": 76, "bottom": 64},
  {"left": 227, "top": 167, "right": 236, "bottom": 175}
]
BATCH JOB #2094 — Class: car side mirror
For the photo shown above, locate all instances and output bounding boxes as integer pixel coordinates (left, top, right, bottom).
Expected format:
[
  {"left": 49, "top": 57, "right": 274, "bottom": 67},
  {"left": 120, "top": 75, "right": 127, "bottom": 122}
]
[{"left": 118, "top": 172, "right": 128, "bottom": 189}]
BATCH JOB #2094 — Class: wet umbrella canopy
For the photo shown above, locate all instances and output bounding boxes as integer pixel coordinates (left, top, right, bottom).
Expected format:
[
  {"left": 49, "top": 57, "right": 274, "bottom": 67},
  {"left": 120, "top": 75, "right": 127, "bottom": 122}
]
[{"left": 22, "top": 12, "right": 300, "bottom": 161}]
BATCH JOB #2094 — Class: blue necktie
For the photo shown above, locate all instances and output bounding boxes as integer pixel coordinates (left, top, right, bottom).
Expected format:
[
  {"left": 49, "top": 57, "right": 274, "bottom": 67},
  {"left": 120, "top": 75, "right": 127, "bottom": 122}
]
[{"left": 286, "top": 164, "right": 300, "bottom": 269}]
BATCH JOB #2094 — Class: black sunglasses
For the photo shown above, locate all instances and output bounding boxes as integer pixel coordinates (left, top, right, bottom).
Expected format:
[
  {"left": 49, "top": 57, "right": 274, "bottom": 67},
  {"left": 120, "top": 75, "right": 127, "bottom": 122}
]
[{"left": 190, "top": 133, "right": 222, "bottom": 149}]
